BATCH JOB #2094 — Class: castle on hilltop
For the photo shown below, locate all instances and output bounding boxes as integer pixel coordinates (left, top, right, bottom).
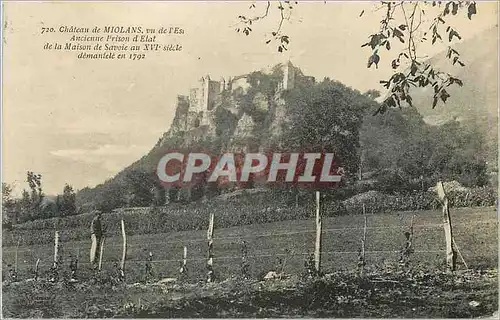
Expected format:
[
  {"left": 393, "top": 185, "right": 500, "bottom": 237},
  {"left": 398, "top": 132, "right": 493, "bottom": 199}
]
[{"left": 168, "top": 61, "right": 313, "bottom": 142}]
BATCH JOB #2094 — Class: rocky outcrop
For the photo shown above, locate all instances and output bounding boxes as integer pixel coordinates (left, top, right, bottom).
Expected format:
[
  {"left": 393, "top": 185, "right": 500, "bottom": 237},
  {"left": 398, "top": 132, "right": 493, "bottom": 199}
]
[{"left": 233, "top": 113, "right": 255, "bottom": 139}]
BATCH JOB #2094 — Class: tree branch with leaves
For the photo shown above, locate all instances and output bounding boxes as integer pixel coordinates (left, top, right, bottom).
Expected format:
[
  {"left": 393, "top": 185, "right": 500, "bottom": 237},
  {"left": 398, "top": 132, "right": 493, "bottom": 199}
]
[
  {"left": 362, "top": 1, "right": 476, "bottom": 114},
  {"left": 236, "top": 1, "right": 295, "bottom": 52}
]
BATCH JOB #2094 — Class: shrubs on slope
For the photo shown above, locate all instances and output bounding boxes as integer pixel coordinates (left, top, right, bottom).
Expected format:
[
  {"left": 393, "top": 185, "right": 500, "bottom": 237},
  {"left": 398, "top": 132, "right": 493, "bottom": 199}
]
[{"left": 339, "top": 186, "right": 496, "bottom": 215}]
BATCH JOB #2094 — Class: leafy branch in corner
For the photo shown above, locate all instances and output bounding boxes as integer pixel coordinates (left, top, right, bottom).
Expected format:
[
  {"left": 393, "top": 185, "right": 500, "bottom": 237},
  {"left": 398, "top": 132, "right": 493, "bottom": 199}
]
[
  {"left": 236, "top": 1, "right": 296, "bottom": 53},
  {"left": 361, "top": 1, "right": 476, "bottom": 114}
]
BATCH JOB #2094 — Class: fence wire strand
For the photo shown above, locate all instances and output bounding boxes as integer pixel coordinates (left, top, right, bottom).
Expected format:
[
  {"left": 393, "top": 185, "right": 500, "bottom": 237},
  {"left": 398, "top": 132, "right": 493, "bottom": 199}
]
[
  {"left": 3, "top": 219, "right": 490, "bottom": 271},
  {"left": 4, "top": 220, "right": 493, "bottom": 254}
]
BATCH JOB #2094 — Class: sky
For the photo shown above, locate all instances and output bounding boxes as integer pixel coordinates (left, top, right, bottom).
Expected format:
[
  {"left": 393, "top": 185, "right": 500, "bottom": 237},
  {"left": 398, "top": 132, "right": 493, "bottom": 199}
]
[{"left": 2, "top": 1, "right": 498, "bottom": 196}]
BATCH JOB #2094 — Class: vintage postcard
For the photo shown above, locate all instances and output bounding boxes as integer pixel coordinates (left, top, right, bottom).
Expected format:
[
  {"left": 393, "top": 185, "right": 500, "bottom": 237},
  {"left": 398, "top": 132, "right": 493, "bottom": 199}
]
[{"left": 1, "top": 1, "right": 498, "bottom": 318}]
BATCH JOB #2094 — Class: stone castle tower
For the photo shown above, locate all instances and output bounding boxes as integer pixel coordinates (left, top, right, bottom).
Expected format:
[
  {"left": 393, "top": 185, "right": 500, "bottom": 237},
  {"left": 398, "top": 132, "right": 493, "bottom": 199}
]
[
  {"left": 168, "top": 61, "right": 305, "bottom": 138},
  {"left": 189, "top": 75, "right": 221, "bottom": 113},
  {"left": 282, "top": 61, "right": 295, "bottom": 90},
  {"left": 276, "top": 60, "right": 295, "bottom": 91}
]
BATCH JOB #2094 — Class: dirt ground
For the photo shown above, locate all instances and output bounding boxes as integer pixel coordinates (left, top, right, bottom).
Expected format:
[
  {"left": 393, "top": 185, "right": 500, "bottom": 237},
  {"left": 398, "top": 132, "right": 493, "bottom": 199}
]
[{"left": 2, "top": 268, "right": 498, "bottom": 318}]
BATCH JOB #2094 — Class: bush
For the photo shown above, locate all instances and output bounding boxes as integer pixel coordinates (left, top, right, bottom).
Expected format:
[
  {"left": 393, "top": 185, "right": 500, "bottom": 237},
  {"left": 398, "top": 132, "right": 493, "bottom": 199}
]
[
  {"left": 342, "top": 186, "right": 496, "bottom": 215},
  {"left": 373, "top": 170, "right": 415, "bottom": 194},
  {"left": 447, "top": 187, "right": 497, "bottom": 208}
]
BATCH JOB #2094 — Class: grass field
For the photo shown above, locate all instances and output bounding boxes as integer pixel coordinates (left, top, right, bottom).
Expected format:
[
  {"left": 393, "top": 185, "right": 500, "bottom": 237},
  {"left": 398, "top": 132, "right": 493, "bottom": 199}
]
[{"left": 2, "top": 206, "right": 498, "bottom": 318}]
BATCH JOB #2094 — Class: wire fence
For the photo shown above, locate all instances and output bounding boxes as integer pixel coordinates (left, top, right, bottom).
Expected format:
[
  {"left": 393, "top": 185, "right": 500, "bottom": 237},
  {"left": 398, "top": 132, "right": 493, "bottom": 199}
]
[
  {"left": 3, "top": 218, "right": 496, "bottom": 277},
  {"left": 3, "top": 219, "right": 492, "bottom": 253},
  {"left": 6, "top": 251, "right": 449, "bottom": 269}
]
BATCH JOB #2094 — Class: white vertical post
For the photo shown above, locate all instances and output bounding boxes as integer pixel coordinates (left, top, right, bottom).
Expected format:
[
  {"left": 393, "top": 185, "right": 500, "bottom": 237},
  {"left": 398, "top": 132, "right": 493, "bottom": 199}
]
[
  {"left": 54, "top": 231, "right": 60, "bottom": 268},
  {"left": 436, "top": 181, "right": 456, "bottom": 271},
  {"left": 207, "top": 213, "right": 214, "bottom": 266},
  {"left": 121, "top": 220, "right": 127, "bottom": 276},
  {"left": 207, "top": 213, "right": 215, "bottom": 281},
  {"left": 180, "top": 245, "right": 188, "bottom": 276},
  {"left": 314, "top": 191, "right": 322, "bottom": 273},
  {"left": 183, "top": 246, "right": 187, "bottom": 268},
  {"left": 34, "top": 258, "right": 40, "bottom": 280}
]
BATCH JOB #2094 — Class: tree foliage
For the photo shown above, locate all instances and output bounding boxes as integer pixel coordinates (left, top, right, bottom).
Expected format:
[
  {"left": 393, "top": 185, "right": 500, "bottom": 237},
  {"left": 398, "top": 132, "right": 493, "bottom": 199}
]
[
  {"left": 94, "top": 180, "right": 126, "bottom": 213},
  {"left": 26, "top": 171, "right": 44, "bottom": 212},
  {"left": 2, "top": 183, "right": 16, "bottom": 227},
  {"left": 125, "top": 168, "right": 157, "bottom": 207},
  {"left": 282, "top": 79, "right": 373, "bottom": 181},
  {"left": 58, "top": 184, "right": 77, "bottom": 217},
  {"left": 360, "top": 104, "right": 488, "bottom": 193}
]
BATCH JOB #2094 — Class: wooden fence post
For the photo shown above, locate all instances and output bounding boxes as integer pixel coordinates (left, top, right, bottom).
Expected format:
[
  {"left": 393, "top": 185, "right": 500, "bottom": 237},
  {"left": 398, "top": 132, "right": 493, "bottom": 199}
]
[
  {"left": 314, "top": 191, "right": 322, "bottom": 274},
  {"left": 207, "top": 212, "right": 215, "bottom": 282},
  {"left": 179, "top": 245, "right": 188, "bottom": 280},
  {"left": 183, "top": 246, "right": 187, "bottom": 268},
  {"left": 120, "top": 220, "right": 127, "bottom": 278},
  {"left": 54, "top": 231, "right": 60, "bottom": 268},
  {"left": 34, "top": 258, "right": 40, "bottom": 280},
  {"left": 436, "top": 181, "right": 457, "bottom": 271}
]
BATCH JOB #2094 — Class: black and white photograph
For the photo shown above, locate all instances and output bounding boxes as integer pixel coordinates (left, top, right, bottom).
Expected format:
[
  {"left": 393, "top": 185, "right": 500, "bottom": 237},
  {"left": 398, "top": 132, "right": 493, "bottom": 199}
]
[{"left": 1, "top": 1, "right": 498, "bottom": 318}]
